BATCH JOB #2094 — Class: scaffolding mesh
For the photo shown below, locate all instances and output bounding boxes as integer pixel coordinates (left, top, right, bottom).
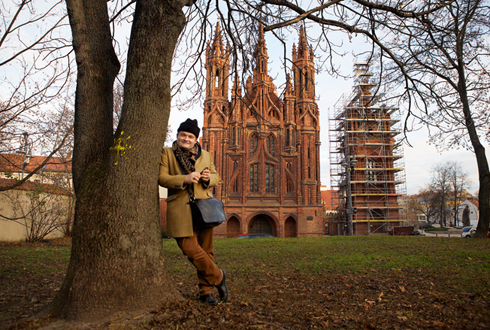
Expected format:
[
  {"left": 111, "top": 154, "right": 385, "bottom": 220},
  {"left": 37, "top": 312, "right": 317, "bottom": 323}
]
[{"left": 329, "top": 62, "right": 407, "bottom": 235}]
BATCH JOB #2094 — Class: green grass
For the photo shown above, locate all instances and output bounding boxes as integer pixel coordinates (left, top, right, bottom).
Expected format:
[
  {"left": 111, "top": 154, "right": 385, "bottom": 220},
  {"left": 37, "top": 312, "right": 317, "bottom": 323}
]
[
  {"left": 0, "top": 246, "right": 70, "bottom": 277},
  {"left": 2, "top": 236, "right": 490, "bottom": 294},
  {"left": 161, "top": 236, "right": 490, "bottom": 294}
]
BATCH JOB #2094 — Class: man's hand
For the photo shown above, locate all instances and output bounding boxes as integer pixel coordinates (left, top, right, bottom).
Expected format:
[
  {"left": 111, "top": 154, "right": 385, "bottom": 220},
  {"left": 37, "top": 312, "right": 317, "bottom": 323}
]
[
  {"left": 184, "top": 171, "right": 201, "bottom": 184},
  {"left": 200, "top": 168, "right": 211, "bottom": 182}
]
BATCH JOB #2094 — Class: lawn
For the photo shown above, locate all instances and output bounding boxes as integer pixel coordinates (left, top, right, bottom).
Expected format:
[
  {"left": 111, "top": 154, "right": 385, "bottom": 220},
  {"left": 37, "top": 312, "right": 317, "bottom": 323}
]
[{"left": 1, "top": 236, "right": 490, "bottom": 329}]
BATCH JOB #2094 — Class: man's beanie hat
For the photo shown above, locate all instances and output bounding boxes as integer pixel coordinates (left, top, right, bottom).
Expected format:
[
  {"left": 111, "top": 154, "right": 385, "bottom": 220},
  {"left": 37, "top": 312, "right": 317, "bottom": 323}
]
[{"left": 177, "top": 118, "right": 200, "bottom": 138}]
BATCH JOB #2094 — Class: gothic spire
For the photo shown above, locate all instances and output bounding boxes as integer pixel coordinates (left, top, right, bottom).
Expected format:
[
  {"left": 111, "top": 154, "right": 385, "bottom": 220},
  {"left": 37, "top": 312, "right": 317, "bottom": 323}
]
[
  {"left": 253, "top": 23, "right": 269, "bottom": 76},
  {"left": 297, "top": 25, "right": 309, "bottom": 60},
  {"left": 211, "top": 21, "right": 224, "bottom": 56}
]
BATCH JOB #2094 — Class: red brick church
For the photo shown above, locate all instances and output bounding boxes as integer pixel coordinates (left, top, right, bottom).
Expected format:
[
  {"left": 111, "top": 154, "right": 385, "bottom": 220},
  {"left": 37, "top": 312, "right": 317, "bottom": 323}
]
[{"left": 201, "top": 23, "right": 325, "bottom": 238}]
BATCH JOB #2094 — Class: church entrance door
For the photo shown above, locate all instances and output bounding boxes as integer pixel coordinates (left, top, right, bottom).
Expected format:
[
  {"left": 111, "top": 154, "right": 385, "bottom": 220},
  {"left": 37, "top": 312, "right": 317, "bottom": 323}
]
[
  {"left": 248, "top": 215, "right": 275, "bottom": 236},
  {"left": 284, "top": 217, "right": 297, "bottom": 237},
  {"left": 227, "top": 217, "right": 241, "bottom": 238}
]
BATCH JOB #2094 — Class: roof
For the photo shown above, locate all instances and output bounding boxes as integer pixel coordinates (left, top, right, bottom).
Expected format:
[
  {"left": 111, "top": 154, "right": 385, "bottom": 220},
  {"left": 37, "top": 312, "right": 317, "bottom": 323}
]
[
  {"left": 0, "top": 178, "right": 73, "bottom": 196},
  {"left": 321, "top": 190, "right": 338, "bottom": 210},
  {"left": 0, "top": 154, "right": 71, "bottom": 174}
]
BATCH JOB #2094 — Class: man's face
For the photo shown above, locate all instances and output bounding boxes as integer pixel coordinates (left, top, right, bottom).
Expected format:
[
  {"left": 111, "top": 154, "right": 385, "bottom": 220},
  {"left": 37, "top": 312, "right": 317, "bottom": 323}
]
[{"left": 176, "top": 131, "right": 197, "bottom": 150}]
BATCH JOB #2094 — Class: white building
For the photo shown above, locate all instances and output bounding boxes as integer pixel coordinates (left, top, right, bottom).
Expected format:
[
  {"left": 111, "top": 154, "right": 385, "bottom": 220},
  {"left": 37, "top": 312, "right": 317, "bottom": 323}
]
[{"left": 456, "top": 200, "right": 479, "bottom": 227}]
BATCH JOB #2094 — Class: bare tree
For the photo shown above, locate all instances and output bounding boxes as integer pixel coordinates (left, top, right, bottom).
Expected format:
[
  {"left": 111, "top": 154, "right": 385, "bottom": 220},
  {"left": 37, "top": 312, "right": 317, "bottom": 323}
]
[
  {"left": 0, "top": 0, "right": 74, "bottom": 190},
  {"left": 366, "top": 0, "right": 490, "bottom": 237},
  {"left": 448, "top": 162, "right": 472, "bottom": 226},
  {"left": 431, "top": 162, "right": 455, "bottom": 227},
  {"left": 418, "top": 187, "right": 440, "bottom": 225}
]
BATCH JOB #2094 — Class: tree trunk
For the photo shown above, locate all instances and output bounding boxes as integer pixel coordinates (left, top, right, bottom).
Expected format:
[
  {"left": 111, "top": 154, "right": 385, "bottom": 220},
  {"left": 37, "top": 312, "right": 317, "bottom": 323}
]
[
  {"left": 456, "top": 60, "right": 490, "bottom": 238},
  {"left": 48, "top": 0, "right": 186, "bottom": 321}
]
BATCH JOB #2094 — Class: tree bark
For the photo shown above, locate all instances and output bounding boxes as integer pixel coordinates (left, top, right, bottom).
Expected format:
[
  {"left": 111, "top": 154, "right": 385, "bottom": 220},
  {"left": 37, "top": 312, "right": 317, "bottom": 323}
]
[
  {"left": 48, "top": 0, "right": 186, "bottom": 321},
  {"left": 456, "top": 59, "right": 490, "bottom": 238}
]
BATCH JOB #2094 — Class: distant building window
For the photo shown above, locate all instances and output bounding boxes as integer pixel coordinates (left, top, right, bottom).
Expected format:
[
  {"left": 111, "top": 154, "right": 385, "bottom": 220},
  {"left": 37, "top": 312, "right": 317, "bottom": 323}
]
[
  {"left": 265, "top": 164, "right": 275, "bottom": 193},
  {"left": 250, "top": 163, "right": 258, "bottom": 192}
]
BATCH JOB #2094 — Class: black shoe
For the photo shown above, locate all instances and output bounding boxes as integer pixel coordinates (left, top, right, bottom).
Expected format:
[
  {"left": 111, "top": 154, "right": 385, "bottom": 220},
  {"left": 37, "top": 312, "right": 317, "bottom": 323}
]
[
  {"left": 216, "top": 269, "right": 229, "bottom": 302},
  {"left": 199, "top": 293, "right": 218, "bottom": 305}
]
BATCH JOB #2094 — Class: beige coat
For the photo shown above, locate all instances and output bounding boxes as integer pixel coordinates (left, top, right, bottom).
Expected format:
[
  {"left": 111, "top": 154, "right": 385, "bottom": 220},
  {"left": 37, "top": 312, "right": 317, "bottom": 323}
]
[{"left": 158, "top": 147, "right": 220, "bottom": 238}]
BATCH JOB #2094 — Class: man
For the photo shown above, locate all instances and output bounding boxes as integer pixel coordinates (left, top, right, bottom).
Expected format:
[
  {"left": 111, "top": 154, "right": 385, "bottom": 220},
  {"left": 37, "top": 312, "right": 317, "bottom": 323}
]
[{"left": 158, "top": 118, "right": 228, "bottom": 305}]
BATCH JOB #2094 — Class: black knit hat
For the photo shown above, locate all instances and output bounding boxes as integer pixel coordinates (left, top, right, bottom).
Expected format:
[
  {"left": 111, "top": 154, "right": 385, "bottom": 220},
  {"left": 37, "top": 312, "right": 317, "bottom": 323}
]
[{"left": 177, "top": 118, "right": 200, "bottom": 138}]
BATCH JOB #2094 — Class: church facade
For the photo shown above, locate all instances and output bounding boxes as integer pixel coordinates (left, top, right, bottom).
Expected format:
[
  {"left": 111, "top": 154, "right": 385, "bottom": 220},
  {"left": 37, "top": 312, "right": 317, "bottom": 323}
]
[{"left": 201, "top": 24, "right": 325, "bottom": 238}]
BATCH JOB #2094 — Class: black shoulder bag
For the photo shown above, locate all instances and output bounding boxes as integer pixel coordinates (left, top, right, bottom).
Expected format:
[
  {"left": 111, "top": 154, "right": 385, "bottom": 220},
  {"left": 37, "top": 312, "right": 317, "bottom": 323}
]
[{"left": 186, "top": 185, "right": 227, "bottom": 229}]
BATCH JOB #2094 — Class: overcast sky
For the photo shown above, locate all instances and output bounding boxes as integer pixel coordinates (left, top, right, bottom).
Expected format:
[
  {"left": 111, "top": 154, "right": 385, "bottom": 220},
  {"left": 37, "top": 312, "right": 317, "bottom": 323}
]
[{"left": 167, "top": 28, "right": 486, "bottom": 197}]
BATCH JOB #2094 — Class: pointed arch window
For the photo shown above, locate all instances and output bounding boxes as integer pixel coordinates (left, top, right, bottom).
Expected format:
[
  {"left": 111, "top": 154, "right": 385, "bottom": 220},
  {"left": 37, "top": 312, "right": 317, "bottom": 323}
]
[
  {"left": 265, "top": 164, "right": 275, "bottom": 193},
  {"left": 250, "top": 134, "right": 258, "bottom": 155},
  {"left": 305, "top": 71, "right": 309, "bottom": 91},
  {"left": 215, "top": 69, "right": 220, "bottom": 88},
  {"left": 250, "top": 163, "right": 259, "bottom": 192},
  {"left": 266, "top": 135, "right": 275, "bottom": 156}
]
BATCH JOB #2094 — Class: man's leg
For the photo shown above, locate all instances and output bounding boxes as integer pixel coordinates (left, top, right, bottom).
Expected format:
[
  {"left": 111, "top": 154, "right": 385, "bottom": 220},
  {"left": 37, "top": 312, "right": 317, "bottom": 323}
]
[
  {"left": 176, "top": 230, "right": 222, "bottom": 296},
  {"left": 196, "top": 228, "right": 222, "bottom": 295}
]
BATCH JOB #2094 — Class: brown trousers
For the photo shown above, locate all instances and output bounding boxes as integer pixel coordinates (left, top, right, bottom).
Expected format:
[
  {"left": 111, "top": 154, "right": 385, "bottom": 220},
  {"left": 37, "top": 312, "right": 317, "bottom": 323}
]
[{"left": 176, "top": 227, "right": 223, "bottom": 295}]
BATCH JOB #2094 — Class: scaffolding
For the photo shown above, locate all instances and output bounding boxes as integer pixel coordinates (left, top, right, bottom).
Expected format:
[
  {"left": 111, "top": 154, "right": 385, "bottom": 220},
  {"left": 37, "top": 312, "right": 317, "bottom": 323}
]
[{"left": 329, "top": 62, "right": 407, "bottom": 235}]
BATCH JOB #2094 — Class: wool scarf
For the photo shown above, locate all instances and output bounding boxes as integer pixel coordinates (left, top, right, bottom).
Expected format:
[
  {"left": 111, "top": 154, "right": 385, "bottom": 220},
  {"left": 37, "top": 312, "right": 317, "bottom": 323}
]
[{"left": 172, "top": 141, "right": 201, "bottom": 175}]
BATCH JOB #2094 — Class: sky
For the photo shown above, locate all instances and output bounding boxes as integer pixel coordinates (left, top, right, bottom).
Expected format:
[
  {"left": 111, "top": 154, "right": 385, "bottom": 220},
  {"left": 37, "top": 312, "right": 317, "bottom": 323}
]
[{"left": 167, "top": 27, "right": 487, "bottom": 197}]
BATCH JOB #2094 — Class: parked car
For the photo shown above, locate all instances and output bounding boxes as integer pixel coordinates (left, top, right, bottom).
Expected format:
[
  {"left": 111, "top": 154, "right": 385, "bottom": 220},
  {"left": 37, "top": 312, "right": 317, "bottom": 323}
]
[
  {"left": 419, "top": 223, "right": 434, "bottom": 230},
  {"left": 236, "top": 233, "right": 276, "bottom": 239},
  {"left": 461, "top": 226, "right": 475, "bottom": 238},
  {"left": 412, "top": 229, "right": 425, "bottom": 236}
]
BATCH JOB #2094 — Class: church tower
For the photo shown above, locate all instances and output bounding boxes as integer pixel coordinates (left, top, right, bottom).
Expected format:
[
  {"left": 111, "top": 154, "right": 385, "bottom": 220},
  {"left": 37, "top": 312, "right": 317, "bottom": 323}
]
[
  {"left": 292, "top": 26, "right": 321, "bottom": 207},
  {"left": 203, "top": 24, "right": 324, "bottom": 238},
  {"left": 202, "top": 22, "right": 230, "bottom": 199}
]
